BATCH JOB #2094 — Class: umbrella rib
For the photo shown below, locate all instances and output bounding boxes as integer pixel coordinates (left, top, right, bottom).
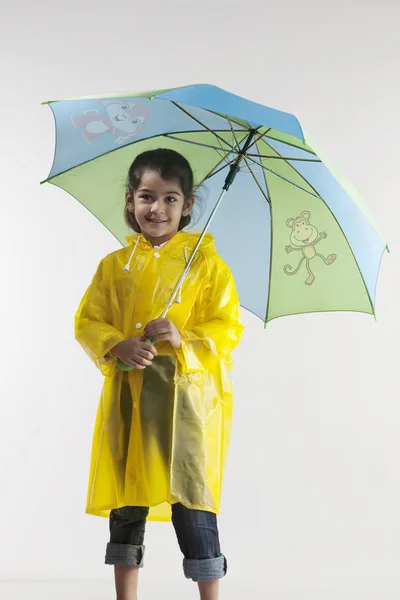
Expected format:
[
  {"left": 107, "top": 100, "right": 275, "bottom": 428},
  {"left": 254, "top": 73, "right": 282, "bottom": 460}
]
[
  {"left": 200, "top": 108, "right": 254, "bottom": 130},
  {"left": 255, "top": 139, "right": 271, "bottom": 201},
  {"left": 257, "top": 131, "right": 323, "bottom": 198},
  {"left": 259, "top": 132, "right": 317, "bottom": 156},
  {"left": 242, "top": 155, "right": 271, "bottom": 204},
  {"left": 165, "top": 129, "right": 241, "bottom": 135},
  {"left": 256, "top": 138, "right": 274, "bottom": 325},
  {"left": 262, "top": 167, "right": 322, "bottom": 200},
  {"left": 171, "top": 102, "right": 236, "bottom": 152},
  {"left": 199, "top": 154, "right": 238, "bottom": 184},
  {"left": 163, "top": 134, "right": 233, "bottom": 155},
  {"left": 225, "top": 115, "right": 245, "bottom": 154},
  {"left": 170, "top": 102, "right": 243, "bottom": 167},
  {"left": 244, "top": 154, "right": 323, "bottom": 200},
  {"left": 247, "top": 153, "right": 321, "bottom": 162}
]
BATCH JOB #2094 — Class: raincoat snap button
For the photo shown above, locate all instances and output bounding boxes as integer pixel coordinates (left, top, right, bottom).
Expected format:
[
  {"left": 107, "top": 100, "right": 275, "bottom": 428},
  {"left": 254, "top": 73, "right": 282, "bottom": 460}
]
[
  {"left": 136, "top": 323, "right": 142, "bottom": 329},
  {"left": 154, "top": 252, "right": 160, "bottom": 258}
]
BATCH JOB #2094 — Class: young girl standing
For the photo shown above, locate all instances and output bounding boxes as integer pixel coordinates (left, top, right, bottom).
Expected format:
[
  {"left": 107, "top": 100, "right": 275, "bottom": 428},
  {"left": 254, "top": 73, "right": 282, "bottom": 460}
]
[{"left": 75, "top": 148, "right": 243, "bottom": 600}]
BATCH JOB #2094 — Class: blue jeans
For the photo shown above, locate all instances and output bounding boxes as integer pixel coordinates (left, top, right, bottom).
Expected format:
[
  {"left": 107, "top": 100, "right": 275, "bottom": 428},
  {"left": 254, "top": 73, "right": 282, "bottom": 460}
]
[{"left": 105, "top": 503, "right": 227, "bottom": 582}]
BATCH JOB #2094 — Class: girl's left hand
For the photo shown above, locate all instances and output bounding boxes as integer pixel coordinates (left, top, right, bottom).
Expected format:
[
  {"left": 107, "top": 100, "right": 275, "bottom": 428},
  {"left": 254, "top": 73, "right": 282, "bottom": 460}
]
[{"left": 144, "top": 319, "right": 181, "bottom": 349}]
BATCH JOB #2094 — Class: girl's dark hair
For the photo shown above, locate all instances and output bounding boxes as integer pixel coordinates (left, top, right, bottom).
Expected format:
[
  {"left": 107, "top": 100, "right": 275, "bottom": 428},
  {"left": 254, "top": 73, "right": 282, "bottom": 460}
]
[{"left": 125, "top": 148, "right": 195, "bottom": 233}]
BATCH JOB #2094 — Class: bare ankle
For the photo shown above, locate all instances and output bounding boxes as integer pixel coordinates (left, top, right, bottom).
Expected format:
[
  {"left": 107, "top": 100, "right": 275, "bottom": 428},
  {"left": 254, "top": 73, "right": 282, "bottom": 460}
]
[{"left": 114, "top": 564, "right": 139, "bottom": 600}]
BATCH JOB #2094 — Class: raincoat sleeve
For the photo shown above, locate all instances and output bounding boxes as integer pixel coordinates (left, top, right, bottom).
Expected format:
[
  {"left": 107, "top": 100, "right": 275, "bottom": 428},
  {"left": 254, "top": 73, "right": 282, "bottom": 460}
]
[
  {"left": 175, "top": 257, "right": 243, "bottom": 373},
  {"left": 75, "top": 257, "right": 125, "bottom": 376}
]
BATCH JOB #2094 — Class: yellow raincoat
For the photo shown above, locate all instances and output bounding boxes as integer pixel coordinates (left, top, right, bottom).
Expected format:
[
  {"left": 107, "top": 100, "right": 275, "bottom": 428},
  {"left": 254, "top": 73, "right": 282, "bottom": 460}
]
[{"left": 75, "top": 231, "right": 243, "bottom": 521}]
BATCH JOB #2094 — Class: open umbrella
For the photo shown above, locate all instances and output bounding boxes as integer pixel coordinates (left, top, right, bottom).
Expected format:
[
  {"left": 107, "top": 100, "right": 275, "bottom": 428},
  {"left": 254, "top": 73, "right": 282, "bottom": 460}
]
[{"left": 42, "top": 83, "right": 388, "bottom": 331}]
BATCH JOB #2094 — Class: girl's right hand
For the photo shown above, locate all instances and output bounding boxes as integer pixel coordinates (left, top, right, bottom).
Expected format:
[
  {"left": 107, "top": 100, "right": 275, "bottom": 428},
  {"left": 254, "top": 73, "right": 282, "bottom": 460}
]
[{"left": 110, "top": 336, "right": 157, "bottom": 369}]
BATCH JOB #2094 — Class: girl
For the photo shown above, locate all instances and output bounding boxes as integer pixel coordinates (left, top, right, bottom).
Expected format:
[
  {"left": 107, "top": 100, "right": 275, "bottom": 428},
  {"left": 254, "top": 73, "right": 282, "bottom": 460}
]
[{"left": 75, "top": 148, "right": 243, "bottom": 600}]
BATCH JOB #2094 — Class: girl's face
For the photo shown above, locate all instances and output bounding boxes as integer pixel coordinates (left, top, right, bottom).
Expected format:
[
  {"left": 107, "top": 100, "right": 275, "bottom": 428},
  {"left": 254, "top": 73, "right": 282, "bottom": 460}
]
[{"left": 126, "top": 170, "right": 194, "bottom": 246}]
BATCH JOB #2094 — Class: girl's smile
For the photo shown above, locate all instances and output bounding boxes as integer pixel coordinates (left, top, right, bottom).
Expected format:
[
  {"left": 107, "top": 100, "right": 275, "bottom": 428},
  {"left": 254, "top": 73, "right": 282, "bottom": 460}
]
[{"left": 146, "top": 217, "right": 168, "bottom": 224}]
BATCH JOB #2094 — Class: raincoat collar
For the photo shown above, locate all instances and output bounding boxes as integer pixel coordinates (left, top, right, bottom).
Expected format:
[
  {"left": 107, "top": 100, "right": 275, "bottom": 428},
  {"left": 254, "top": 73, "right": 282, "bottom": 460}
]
[{"left": 125, "top": 231, "right": 215, "bottom": 253}]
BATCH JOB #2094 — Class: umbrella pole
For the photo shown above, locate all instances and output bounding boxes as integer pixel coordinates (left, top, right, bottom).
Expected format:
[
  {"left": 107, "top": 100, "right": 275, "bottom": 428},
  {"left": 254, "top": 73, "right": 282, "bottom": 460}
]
[
  {"left": 160, "top": 186, "right": 227, "bottom": 317},
  {"left": 161, "top": 128, "right": 257, "bottom": 316}
]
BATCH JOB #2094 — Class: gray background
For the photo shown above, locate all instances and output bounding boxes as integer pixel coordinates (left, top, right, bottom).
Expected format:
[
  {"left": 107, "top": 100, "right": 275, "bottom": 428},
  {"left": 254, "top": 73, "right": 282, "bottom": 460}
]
[{"left": 0, "top": 0, "right": 399, "bottom": 598}]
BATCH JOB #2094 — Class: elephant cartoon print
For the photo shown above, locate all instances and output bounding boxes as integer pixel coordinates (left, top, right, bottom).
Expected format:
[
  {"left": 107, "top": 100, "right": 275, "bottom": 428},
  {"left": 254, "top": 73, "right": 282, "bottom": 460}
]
[{"left": 284, "top": 211, "right": 337, "bottom": 285}]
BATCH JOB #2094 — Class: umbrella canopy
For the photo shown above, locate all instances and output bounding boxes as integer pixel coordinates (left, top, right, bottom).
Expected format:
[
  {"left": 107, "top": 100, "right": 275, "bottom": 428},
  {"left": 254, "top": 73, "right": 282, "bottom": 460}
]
[{"left": 43, "top": 83, "right": 388, "bottom": 323}]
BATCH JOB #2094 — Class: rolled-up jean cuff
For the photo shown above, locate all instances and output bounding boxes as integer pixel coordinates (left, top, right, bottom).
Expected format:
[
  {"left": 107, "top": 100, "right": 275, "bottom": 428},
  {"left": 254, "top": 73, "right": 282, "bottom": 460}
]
[
  {"left": 183, "top": 554, "right": 227, "bottom": 582},
  {"left": 105, "top": 543, "right": 145, "bottom": 567}
]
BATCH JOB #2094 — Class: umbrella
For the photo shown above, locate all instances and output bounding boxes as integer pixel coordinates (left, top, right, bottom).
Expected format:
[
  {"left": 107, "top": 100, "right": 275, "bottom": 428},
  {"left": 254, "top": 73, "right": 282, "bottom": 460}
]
[{"left": 42, "top": 83, "right": 388, "bottom": 328}]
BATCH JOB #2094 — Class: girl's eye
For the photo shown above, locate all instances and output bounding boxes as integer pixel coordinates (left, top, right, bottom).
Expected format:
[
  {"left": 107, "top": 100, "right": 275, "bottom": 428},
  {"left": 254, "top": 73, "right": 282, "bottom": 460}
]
[
  {"left": 166, "top": 196, "right": 177, "bottom": 203},
  {"left": 131, "top": 118, "right": 139, "bottom": 124},
  {"left": 121, "top": 104, "right": 129, "bottom": 109},
  {"left": 141, "top": 195, "right": 152, "bottom": 200}
]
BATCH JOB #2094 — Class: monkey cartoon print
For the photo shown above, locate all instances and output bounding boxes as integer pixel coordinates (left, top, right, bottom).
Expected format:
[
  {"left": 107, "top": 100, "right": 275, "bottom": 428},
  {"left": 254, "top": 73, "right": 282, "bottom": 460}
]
[{"left": 284, "top": 211, "right": 337, "bottom": 285}]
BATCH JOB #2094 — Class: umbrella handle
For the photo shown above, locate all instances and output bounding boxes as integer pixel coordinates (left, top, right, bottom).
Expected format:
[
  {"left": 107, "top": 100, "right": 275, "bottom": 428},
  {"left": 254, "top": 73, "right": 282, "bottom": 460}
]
[{"left": 117, "top": 338, "right": 154, "bottom": 371}]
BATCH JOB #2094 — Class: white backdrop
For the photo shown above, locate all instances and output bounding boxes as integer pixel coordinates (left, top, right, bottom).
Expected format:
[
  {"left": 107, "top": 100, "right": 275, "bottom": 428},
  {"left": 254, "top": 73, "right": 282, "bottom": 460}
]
[{"left": 1, "top": 0, "right": 399, "bottom": 598}]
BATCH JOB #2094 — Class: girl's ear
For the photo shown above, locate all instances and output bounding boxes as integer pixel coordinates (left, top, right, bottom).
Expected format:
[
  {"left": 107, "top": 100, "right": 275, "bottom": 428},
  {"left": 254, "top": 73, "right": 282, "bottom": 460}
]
[
  {"left": 182, "top": 195, "right": 195, "bottom": 216},
  {"left": 126, "top": 189, "right": 135, "bottom": 213}
]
